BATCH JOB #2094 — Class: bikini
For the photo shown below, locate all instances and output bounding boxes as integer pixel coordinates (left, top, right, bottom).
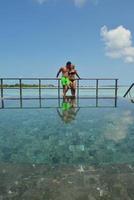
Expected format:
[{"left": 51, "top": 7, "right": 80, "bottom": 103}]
[{"left": 68, "top": 70, "right": 76, "bottom": 82}]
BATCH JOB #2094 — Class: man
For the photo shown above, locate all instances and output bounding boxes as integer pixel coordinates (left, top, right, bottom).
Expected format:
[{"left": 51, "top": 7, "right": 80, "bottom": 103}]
[{"left": 56, "top": 61, "right": 72, "bottom": 97}]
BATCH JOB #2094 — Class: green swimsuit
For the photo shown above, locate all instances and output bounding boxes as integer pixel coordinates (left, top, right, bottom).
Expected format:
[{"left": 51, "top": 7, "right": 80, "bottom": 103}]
[{"left": 61, "top": 76, "right": 70, "bottom": 86}]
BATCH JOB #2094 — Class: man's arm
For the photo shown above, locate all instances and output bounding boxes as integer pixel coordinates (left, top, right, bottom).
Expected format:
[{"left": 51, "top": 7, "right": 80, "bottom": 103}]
[{"left": 56, "top": 68, "right": 62, "bottom": 78}]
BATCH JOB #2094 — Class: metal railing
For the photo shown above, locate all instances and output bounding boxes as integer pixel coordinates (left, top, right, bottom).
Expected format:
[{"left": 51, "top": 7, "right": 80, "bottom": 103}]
[
  {"left": 123, "top": 83, "right": 134, "bottom": 98},
  {"left": 0, "top": 78, "right": 118, "bottom": 108}
]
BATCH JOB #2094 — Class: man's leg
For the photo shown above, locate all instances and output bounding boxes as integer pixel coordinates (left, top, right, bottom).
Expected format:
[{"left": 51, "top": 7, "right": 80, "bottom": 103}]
[
  {"left": 61, "top": 77, "right": 68, "bottom": 97},
  {"left": 63, "top": 85, "right": 69, "bottom": 97}
]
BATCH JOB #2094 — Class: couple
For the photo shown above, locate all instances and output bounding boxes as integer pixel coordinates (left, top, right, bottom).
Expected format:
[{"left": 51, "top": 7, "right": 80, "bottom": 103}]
[{"left": 56, "top": 61, "right": 80, "bottom": 97}]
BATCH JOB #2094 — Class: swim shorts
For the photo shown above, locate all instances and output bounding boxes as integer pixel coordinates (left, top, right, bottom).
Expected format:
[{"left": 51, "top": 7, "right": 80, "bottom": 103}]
[
  {"left": 61, "top": 76, "right": 70, "bottom": 86},
  {"left": 62, "top": 102, "right": 71, "bottom": 111}
]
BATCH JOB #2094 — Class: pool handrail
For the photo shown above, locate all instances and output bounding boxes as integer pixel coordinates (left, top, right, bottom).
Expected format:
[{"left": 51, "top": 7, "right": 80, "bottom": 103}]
[{"left": 123, "top": 83, "right": 134, "bottom": 98}]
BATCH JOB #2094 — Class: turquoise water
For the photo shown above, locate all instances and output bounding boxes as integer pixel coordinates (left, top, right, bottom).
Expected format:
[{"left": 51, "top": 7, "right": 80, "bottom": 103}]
[
  {"left": 0, "top": 98, "right": 134, "bottom": 165},
  {"left": 0, "top": 97, "right": 134, "bottom": 199}
]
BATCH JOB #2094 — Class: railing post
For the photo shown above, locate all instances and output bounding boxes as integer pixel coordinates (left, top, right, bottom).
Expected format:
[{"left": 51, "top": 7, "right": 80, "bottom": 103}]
[
  {"left": 1, "top": 99, "right": 4, "bottom": 108},
  {"left": 0, "top": 78, "right": 3, "bottom": 99},
  {"left": 58, "top": 79, "right": 60, "bottom": 107},
  {"left": 19, "top": 78, "right": 23, "bottom": 108},
  {"left": 115, "top": 79, "right": 118, "bottom": 107},
  {"left": 39, "top": 79, "right": 42, "bottom": 108},
  {"left": 19, "top": 79, "right": 22, "bottom": 99},
  {"left": 58, "top": 79, "right": 60, "bottom": 99},
  {"left": 39, "top": 79, "right": 41, "bottom": 99},
  {"left": 115, "top": 79, "right": 118, "bottom": 98},
  {"left": 77, "top": 79, "right": 79, "bottom": 99},
  {"left": 96, "top": 79, "right": 99, "bottom": 107},
  {"left": 0, "top": 79, "right": 4, "bottom": 108}
]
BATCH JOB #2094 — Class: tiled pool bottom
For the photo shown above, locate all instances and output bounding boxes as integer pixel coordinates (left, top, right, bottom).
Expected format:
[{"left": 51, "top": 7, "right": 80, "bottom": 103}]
[
  {"left": 0, "top": 163, "right": 134, "bottom": 200},
  {"left": 0, "top": 98, "right": 134, "bottom": 199}
]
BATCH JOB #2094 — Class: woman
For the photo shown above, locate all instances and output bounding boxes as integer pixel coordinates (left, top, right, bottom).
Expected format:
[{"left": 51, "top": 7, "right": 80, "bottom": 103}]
[{"left": 68, "top": 65, "right": 80, "bottom": 97}]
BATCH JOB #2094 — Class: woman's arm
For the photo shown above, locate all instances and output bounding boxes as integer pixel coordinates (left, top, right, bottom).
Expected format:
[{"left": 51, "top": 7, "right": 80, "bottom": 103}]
[{"left": 75, "top": 70, "right": 80, "bottom": 79}]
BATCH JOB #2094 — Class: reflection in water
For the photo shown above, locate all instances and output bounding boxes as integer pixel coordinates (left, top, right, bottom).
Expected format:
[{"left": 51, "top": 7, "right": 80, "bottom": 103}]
[
  {"left": 104, "top": 110, "right": 134, "bottom": 142},
  {"left": 0, "top": 96, "right": 117, "bottom": 109},
  {"left": 57, "top": 96, "right": 80, "bottom": 123}
]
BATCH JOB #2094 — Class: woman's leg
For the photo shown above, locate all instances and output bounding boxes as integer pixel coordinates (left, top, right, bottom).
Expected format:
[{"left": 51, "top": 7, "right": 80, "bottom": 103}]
[{"left": 70, "top": 81, "right": 76, "bottom": 96}]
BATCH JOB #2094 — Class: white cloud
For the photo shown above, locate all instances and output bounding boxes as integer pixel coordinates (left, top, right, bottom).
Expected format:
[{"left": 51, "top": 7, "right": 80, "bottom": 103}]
[
  {"left": 34, "top": 0, "right": 98, "bottom": 7},
  {"left": 35, "top": 0, "right": 47, "bottom": 4},
  {"left": 100, "top": 25, "right": 134, "bottom": 63},
  {"left": 73, "top": 0, "right": 99, "bottom": 7},
  {"left": 73, "top": 0, "right": 87, "bottom": 7}
]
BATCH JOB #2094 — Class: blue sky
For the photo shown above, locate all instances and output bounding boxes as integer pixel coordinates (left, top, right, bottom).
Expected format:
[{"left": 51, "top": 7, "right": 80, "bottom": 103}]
[{"left": 0, "top": 0, "right": 134, "bottom": 84}]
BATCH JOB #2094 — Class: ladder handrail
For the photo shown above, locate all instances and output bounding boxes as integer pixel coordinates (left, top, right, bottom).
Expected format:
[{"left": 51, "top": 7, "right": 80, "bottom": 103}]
[{"left": 123, "top": 83, "right": 134, "bottom": 97}]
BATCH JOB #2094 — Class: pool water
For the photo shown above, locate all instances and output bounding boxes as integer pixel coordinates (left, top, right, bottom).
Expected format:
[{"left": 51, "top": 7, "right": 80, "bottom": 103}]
[
  {"left": 0, "top": 98, "right": 133, "bottom": 165},
  {"left": 0, "top": 97, "right": 134, "bottom": 199}
]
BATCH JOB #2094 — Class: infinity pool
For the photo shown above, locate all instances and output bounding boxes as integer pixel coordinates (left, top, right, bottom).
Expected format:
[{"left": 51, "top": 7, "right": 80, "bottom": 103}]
[{"left": 0, "top": 97, "right": 134, "bottom": 199}]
